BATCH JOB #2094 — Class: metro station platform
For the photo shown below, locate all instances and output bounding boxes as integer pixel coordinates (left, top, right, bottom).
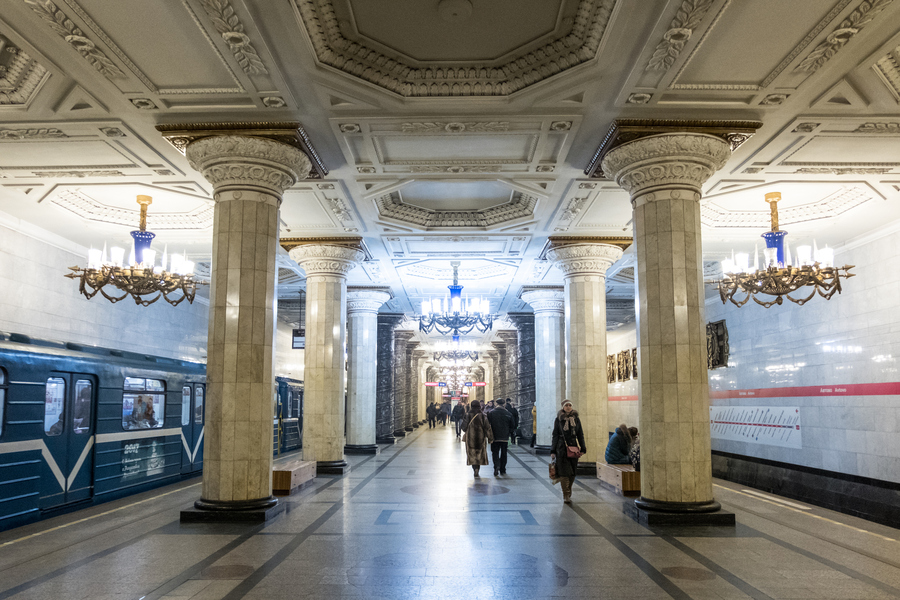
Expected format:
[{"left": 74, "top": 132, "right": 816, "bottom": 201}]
[{"left": 1, "top": 427, "right": 898, "bottom": 600}]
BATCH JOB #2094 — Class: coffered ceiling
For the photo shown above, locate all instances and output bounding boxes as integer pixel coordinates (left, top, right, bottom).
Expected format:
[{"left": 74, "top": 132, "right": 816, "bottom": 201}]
[{"left": 2, "top": 0, "right": 900, "bottom": 355}]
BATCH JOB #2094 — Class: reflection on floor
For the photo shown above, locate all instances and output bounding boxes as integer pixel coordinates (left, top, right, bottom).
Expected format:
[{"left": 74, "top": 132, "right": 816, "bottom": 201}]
[{"left": 1, "top": 426, "right": 898, "bottom": 600}]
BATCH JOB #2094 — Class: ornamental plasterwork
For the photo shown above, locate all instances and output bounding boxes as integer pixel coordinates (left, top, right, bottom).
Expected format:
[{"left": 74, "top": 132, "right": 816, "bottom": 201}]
[
  {"left": 401, "top": 122, "right": 509, "bottom": 134},
  {"left": 402, "top": 263, "right": 515, "bottom": 282},
  {"left": 288, "top": 244, "right": 365, "bottom": 276},
  {"left": 294, "top": 0, "right": 616, "bottom": 97},
  {"left": 198, "top": 0, "right": 268, "bottom": 75},
  {"left": 186, "top": 136, "right": 312, "bottom": 193},
  {"left": 375, "top": 192, "right": 537, "bottom": 229},
  {"left": 601, "top": 134, "right": 731, "bottom": 194},
  {"left": 546, "top": 243, "right": 624, "bottom": 276},
  {"left": 701, "top": 186, "right": 872, "bottom": 228},
  {"left": 24, "top": 0, "right": 125, "bottom": 80},
  {"left": 0, "top": 35, "right": 49, "bottom": 106},
  {"left": 520, "top": 287, "right": 565, "bottom": 313},
  {"left": 347, "top": 287, "right": 392, "bottom": 313},
  {"left": 0, "top": 128, "right": 66, "bottom": 140},
  {"left": 52, "top": 189, "right": 215, "bottom": 229},
  {"left": 409, "top": 165, "right": 502, "bottom": 174},
  {"left": 854, "top": 122, "right": 900, "bottom": 133},
  {"left": 794, "top": 167, "right": 892, "bottom": 175},
  {"left": 645, "top": 0, "right": 715, "bottom": 71},
  {"left": 874, "top": 46, "right": 900, "bottom": 101},
  {"left": 794, "top": 0, "right": 895, "bottom": 73},
  {"left": 555, "top": 196, "right": 588, "bottom": 231},
  {"left": 33, "top": 170, "right": 124, "bottom": 177}
]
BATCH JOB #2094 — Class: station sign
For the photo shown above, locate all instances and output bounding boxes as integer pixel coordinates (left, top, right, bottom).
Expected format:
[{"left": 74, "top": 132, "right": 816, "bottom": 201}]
[
  {"left": 473, "top": 382, "right": 487, "bottom": 387},
  {"left": 424, "top": 382, "right": 440, "bottom": 387},
  {"left": 437, "top": 382, "right": 447, "bottom": 387},
  {"left": 464, "top": 382, "right": 473, "bottom": 386}
]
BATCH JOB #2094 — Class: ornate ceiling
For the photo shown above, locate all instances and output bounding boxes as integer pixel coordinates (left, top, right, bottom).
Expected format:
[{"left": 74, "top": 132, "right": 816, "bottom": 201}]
[{"left": 1, "top": 0, "right": 900, "bottom": 354}]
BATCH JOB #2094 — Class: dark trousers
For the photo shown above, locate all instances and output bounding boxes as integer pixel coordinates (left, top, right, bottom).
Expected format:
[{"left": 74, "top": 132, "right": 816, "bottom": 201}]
[
  {"left": 428, "top": 417, "right": 436, "bottom": 428},
  {"left": 455, "top": 419, "right": 462, "bottom": 437},
  {"left": 490, "top": 441, "right": 508, "bottom": 473}
]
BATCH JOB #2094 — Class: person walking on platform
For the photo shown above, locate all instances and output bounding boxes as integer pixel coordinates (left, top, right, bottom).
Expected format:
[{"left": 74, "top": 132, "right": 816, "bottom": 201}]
[
  {"left": 440, "top": 399, "right": 451, "bottom": 425},
  {"left": 551, "top": 400, "right": 586, "bottom": 504},
  {"left": 451, "top": 400, "right": 466, "bottom": 440},
  {"left": 426, "top": 402, "right": 438, "bottom": 429},
  {"left": 505, "top": 398, "right": 520, "bottom": 445},
  {"left": 487, "top": 397, "right": 514, "bottom": 476},
  {"left": 462, "top": 400, "right": 493, "bottom": 478},
  {"left": 530, "top": 404, "right": 537, "bottom": 448}
]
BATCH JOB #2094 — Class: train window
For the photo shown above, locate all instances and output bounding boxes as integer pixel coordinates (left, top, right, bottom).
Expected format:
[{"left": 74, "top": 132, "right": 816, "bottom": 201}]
[
  {"left": 122, "top": 378, "right": 165, "bottom": 430},
  {"left": 0, "top": 368, "right": 7, "bottom": 438},
  {"left": 45, "top": 377, "right": 66, "bottom": 436},
  {"left": 194, "top": 386, "right": 204, "bottom": 424},
  {"left": 73, "top": 380, "right": 92, "bottom": 434},
  {"left": 181, "top": 387, "right": 191, "bottom": 426},
  {"left": 285, "top": 390, "right": 292, "bottom": 418}
]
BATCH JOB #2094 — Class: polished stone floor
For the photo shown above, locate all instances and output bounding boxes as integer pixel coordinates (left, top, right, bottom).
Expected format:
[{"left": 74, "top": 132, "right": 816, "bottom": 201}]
[{"left": 1, "top": 426, "right": 899, "bottom": 600}]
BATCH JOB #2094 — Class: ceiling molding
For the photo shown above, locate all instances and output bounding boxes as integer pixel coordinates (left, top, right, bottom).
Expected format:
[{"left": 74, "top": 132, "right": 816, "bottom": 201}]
[
  {"left": 0, "top": 33, "right": 50, "bottom": 108},
  {"left": 375, "top": 191, "right": 537, "bottom": 230},
  {"left": 293, "top": 0, "right": 617, "bottom": 97}
]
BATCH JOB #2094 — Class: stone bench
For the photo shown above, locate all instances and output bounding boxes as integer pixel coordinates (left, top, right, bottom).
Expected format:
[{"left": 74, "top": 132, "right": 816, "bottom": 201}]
[
  {"left": 272, "top": 460, "right": 316, "bottom": 496},
  {"left": 597, "top": 462, "right": 640, "bottom": 496}
]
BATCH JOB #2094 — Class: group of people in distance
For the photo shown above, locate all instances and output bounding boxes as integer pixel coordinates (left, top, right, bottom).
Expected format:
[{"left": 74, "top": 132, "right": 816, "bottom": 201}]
[{"left": 454, "top": 397, "right": 640, "bottom": 506}]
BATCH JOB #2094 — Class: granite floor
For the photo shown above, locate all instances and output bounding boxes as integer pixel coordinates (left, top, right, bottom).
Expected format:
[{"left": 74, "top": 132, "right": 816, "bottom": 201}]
[{"left": 1, "top": 426, "right": 898, "bottom": 600}]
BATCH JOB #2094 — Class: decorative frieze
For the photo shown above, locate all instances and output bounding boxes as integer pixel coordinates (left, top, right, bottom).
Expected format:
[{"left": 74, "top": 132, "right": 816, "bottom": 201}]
[
  {"left": 24, "top": 0, "right": 126, "bottom": 80},
  {"left": 0, "top": 128, "right": 66, "bottom": 140},
  {"left": 646, "top": 0, "right": 715, "bottom": 71},
  {"left": 198, "top": 0, "right": 268, "bottom": 75},
  {"left": 375, "top": 191, "right": 537, "bottom": 228},
  {"left": 795, "top": 0, "right": 895, "bottom": 73},
  {"left": 400, "top": 122, "right": 509, "bottom": 134}
]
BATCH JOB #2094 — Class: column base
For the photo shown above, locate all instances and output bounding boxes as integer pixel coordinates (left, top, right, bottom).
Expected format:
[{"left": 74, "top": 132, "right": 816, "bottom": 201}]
[
  {"left": 376, "top": 436, "right": 397, "bottom": 445},
  {"left": 181, "top": 496, "right": 284, "bottom": 523},
  {"left": 404, "top": 426, "right": 414, "bottom": 432},
  {"left": 344, "top": 444, "right": 380, "bottom": 455},
  {"left": 627, "top": 497, "right": 735, "bottom": 526},
  {"left": 576, "top": 461, "right": 596, "bottom": 476},
  {"left": 412, "top": 423, "right": 420, "bottom": 428},
  {"left": 534, "top": 445, "right": 553, "bottom": 455},
  {"left": 317, "top": 460, "right": 351, "bottom": 475},
  {"left": 392, "top": 429, "right": 407, "bottom": 438}
]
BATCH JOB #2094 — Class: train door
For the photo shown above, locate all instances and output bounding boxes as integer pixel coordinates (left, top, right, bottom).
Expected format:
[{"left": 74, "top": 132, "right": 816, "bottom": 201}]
[
  {"left": 40, "top": 373, "right": 95, "bottom": 510},
  {"left": 281, "top": 384, "right": 302, "bottom": 453},
  {"left": 180, "top": 383, "right": 204, "bottom": 475},
  {"left": 273, "top": 386, "right": 282, "bottom": 456}
]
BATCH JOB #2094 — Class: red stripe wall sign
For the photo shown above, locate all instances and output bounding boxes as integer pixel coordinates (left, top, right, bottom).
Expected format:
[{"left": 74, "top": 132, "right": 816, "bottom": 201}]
[{"left": 610, "top": 382, "right": 900, "bottom": 403}]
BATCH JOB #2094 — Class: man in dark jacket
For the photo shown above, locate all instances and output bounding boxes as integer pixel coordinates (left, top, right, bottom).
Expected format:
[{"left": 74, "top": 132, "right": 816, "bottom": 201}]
[
  {"left": 486, "top": 397, "right": 514, "bottom": 476},
  {"left": 505, "top": 398, "right": 520, "bottom": 445},
  {"left": 451, "top": 401, "right": 466, "bottom": 439}
]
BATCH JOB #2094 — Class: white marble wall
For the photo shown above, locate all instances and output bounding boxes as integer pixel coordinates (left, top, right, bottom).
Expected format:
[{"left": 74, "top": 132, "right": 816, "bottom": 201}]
[
  {"left": 521, "top": 288, "right": 567, "bottom": 448},
  {"left": 707, "top": 232, "right": 900, "bottom": 485},
  {"left": 607, "top": 324, "right": 640, "bottom": 431},
  {"left": 0, "top": 222, "right": 208, "bottom": 360}
]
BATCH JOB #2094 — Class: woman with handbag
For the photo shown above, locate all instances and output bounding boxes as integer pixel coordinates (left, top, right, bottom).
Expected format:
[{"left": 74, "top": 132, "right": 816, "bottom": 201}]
[
  {"left": 550, "top": 399, "right": 586, "bottom": 504},
  {"left": 461, "top": 400, "right": 494, "bottom": 478}
]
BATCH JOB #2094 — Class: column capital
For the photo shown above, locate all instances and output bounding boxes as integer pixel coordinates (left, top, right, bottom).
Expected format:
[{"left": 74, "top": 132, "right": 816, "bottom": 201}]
[
  {"left": 600, "top": 133, "right": 731, "bottom": 199},
  {"left": 394, "top": 330, "right": 416, "bottom": 343},
  {"left": 546, "top": 241, "right": 623, "bottom": 278},
  {"left": 520, "top": 286, "right": 565, "bottom": 314},
  {"left": 290, "top": 241, "right": 365, "bottom": 277},
  {"left": 378, "top": 312, "right": 405, "bottom": 328},
  {"left": 506, "top": 312, "right": 535, "bottom": 330},
  {"left": 185, "top": 135, "right": 312, "bottom": 197},
  {"left": 347, "top": 287, "right": 392, "bottom": 314},
  {"left": 497, "top": 330, "right": 519, "bottom": 345}
]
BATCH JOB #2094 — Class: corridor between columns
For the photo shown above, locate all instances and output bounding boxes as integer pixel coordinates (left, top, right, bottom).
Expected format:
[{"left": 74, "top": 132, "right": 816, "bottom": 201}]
[{"left": 3, "top": 427, "right": 899, "bottom": 600}]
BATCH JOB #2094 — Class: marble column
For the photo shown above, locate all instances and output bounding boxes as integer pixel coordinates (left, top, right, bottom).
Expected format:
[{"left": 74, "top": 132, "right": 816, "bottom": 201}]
[
  {"left": 602, "top": 132, "right": 732, "bottom": 519},
  {"left": 508, "top": 313, "right": 536, "bottom": 438},
  {"left": 547, "top": 239, "right": 623, "bottom": 471},
  {"left": 345, "top": 287, "right": 391, "bottom": 454},
  {"left": 490, "top": 342, "right": 506, "bottom": 401},
  {"left": 520, "top": 287, "right": 566, "bottom": 453},
  {"left": 415, "top": 352, "right": 428, "bottom": 424},
  {"left": 498, "top": 330, "right": 519, "bottom": 405},
  {"left": 482, "top": 354, "right": 496, "bottom": 404},
  {"left": 182, "top": 134, "right": 310, "bottom": 521},
  {"left": 393, "top": 331, "right": 414, "bottom": 437},
  {"left": 290, "top": 242, "right": 365, "bottom": 475},
  {"left": 376, "top": 314, "right": 403, "bottom": 444},
  {"left": 405, "top": 342, "right": 420, "bottom": 430}
]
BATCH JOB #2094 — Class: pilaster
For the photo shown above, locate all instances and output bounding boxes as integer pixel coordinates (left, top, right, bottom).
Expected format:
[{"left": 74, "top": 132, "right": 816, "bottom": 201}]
[{"left": 376, "top": 314, "right": 404, "bottom": 444}]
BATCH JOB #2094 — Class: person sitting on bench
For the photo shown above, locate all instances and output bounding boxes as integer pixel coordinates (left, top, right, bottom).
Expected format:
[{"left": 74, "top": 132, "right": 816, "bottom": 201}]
[{"left": 604, "top": 423, "right": 637, "bottom": 464}]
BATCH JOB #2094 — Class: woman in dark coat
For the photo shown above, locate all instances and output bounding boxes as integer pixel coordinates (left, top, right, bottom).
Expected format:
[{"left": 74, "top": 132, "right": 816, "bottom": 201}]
[
  {"left": 461, "top": 400, "right": 493, "bottom": 478},
  {"left": 550, "top": 399, "right": 586, "bottom": 504},
  {"left": 605, "top": 423, "right": 635, "bottom": 464}
]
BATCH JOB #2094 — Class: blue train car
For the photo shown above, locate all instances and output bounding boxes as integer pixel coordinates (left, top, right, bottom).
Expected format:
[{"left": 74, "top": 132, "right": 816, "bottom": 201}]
[
  {"left": 0, "top": 332, "right": 206, "bottom": 531},
  {"left": 274, "top": 377, "right": 303, "bottom": 455}
]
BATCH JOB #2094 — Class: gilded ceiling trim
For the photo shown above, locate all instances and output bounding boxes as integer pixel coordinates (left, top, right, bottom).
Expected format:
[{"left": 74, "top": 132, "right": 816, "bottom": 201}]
[
  {"left": 540, "top": 235, "right": 633, "bottom": 259},
  {"left": 294, "top": 0, "right": 617, "bottom": 97},
  {"left": 280, "top": 236, "right": 370, "bottom": 260}
]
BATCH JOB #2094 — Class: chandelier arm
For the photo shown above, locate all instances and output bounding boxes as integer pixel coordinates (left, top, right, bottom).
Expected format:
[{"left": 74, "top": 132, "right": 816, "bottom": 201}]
[
  {"left": 98, "top": 284, "right": 129, "bottom": 303},
  {"left": 785, "top": 288, "right": 817, "bottom": 305}
]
